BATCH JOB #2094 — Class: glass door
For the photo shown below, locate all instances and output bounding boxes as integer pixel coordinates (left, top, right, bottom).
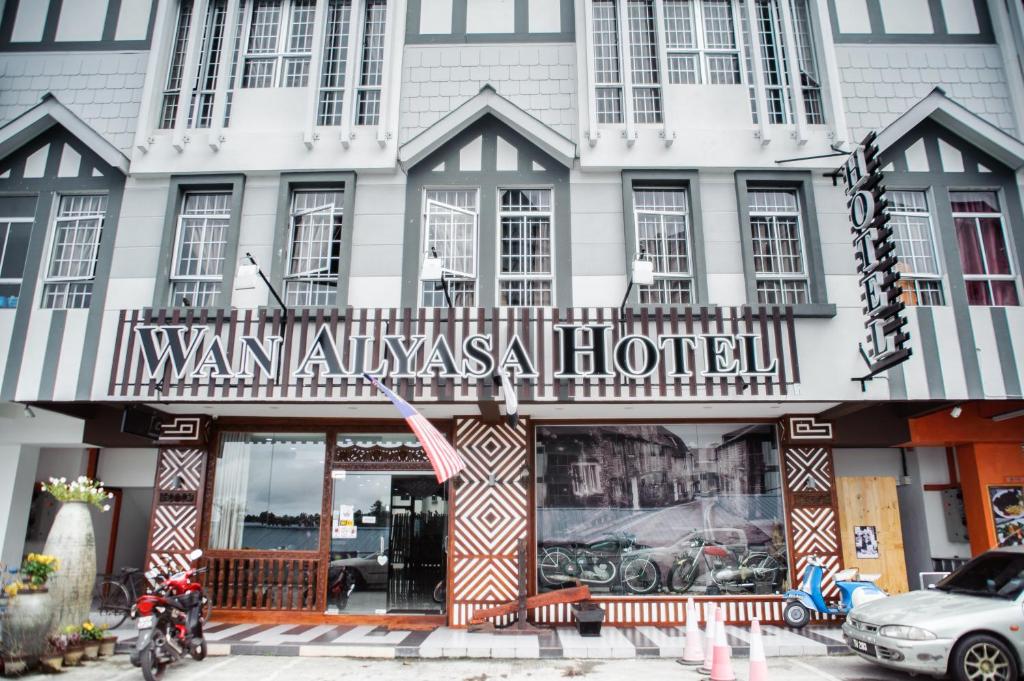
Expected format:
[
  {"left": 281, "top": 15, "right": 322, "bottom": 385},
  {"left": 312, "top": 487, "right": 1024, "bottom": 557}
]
[{"left": 326, "top": 471, "right": 447, "bottom": 615}]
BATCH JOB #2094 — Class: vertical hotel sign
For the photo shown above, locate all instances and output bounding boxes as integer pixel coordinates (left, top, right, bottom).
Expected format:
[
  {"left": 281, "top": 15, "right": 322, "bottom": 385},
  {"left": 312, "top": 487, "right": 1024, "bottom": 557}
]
[{"left": 840, "top": 132, "right": 911, "bottom": 379}]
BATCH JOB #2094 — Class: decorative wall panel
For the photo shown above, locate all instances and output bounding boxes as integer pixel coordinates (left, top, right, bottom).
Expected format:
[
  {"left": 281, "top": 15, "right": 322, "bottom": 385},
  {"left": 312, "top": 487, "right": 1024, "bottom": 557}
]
[
  {"left": 450, "top": 417, "right": 529, "bottom": 626},
  {"left": 145, "top": 447, "right": 208, "bottom": 575}
]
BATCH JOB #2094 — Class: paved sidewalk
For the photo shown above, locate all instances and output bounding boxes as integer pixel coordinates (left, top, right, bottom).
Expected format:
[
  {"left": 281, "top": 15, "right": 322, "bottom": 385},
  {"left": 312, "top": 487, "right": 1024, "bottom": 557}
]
[{"left": 114, "top": 621, "right": 850, "bottom": 659}]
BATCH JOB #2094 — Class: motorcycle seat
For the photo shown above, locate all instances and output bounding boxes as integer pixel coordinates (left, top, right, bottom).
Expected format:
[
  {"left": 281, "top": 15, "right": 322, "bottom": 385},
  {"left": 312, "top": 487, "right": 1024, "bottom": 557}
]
[
  {"left": 833, "top": 568, "right": 859, "bottom": 581},
  {"left": 859, "top": 573, "right": 881, "bottom": 583}
]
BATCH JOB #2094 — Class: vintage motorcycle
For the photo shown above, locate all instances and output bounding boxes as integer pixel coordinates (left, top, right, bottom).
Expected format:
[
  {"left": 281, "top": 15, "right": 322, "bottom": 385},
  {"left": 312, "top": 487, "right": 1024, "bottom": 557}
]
[
  {"left": 538, "top": 532, "right": 660, "bottom": 594},
  {"left": 130, "top": 548, "right": 208, "bottom": 681},
  {"left": 668, "top": 536, "right": 786, "bottom": 595}
]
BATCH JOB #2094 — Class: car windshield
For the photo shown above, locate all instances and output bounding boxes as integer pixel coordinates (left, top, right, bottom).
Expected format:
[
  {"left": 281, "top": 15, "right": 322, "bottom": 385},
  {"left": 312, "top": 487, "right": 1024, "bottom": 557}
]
[{"left": 935, "top": 553, "right": 1024, "bottom": 600}]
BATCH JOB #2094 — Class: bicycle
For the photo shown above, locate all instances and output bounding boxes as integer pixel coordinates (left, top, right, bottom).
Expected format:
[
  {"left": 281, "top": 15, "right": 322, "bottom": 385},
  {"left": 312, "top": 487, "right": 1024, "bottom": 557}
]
[{"left": 92, "top": 567, "right": 147, "bottom": 630}]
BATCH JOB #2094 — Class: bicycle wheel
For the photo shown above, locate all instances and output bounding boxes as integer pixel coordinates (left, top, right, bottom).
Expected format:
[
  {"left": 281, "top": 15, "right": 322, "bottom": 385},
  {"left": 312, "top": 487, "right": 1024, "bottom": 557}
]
[
  {"left": 538, "top": 547, "right": 574, "bottom": 586},
  {"left": 668, "top": 559, "right": 699, "bottom": 594},
  {"left": 621, "top": 557, "right": 660, "bottom": 594},
  {"left": 92, "top": 579, "right": 131, "bottom": 629}
]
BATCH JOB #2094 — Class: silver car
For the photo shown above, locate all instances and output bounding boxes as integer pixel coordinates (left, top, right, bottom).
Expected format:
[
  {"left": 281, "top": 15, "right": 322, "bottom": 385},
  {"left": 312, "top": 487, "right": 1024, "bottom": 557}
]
[{"left": 842, "top": 547, "right": 1024, "bottom": 681}]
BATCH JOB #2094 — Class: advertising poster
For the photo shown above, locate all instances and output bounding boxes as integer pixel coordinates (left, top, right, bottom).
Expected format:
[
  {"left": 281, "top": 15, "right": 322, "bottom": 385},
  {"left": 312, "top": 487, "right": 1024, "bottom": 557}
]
[
  {"left": 854, "top": 525, "right": 879, "bottom": 559},
  {"left": 333, "top": 504, "right": 356, "bottom": 539},
  {"left": 990, "top": 486, "right": 1024, "bottom": 546}
]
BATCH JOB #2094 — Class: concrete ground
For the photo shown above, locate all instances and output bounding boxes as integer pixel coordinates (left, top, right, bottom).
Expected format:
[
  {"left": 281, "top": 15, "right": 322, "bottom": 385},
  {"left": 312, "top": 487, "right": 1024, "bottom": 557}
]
[{"left": 42, "top": 654, "right": 924, "bottom": 680}]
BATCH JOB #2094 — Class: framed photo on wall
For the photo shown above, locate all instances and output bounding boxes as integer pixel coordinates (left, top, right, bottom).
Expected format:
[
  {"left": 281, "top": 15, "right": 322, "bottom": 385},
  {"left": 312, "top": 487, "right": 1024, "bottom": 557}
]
[
  {"left": 989, "top": 486, "right": 1024, "bottom": 546},
  {"left": 854, "top": 525, "right": 879, "bottom": 559}
]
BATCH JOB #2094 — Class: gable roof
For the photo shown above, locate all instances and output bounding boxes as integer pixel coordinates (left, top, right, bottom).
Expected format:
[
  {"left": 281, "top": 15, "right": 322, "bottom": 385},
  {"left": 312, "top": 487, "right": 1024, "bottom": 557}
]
[
  {"left": 875, "top": 87, "right": 1024, "bottom": 170},
  {"left": 0, "top": 93, "right": 129, "bottom": 175},
  {"left": 399, "top": 85, "right": 577, "bottom": 170}
]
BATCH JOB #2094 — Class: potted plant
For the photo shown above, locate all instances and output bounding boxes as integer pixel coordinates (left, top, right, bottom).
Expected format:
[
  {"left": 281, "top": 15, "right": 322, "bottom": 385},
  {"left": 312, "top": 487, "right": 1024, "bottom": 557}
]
[
  {"left": 60, "top": 627, "right": 84, "bottom": 667},
  {"left": 96, "top": 622, "right": 115, "bottom": 655},
  {"left": 40, "top": 477, "right": 113, "bottom": 630},
  {"left": 80, "top": 621, "right": 103, "bottom": 660},
  {"left": 2, "top": 555, "right": 59, "bottom": 660},
  {"left": 40, "top": 636, "right": 66, "bottom": 672}
]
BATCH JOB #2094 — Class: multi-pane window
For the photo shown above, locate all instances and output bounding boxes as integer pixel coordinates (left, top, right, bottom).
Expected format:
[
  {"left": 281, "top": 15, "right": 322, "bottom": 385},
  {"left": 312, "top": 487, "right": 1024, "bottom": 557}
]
[
  {"left": 748, "top": 189, "right": 809, "bottom": 304},
  {"left": 627, "top": 0, "right": 662, "bottom": 123},
  {"left": 0, "top": 219, "right": 32, "bottom": 308},
  {"left": 160, "top": 1, "right": 194, "bottom": 128},
  {"left": 663, "top": 0, "right": 742, "bottom": 85},
  {"left": 42, "top": 195, "right": 108, "bottom": 310},
  {"left": 170, "top": 192, "right": 232, "bottom": 307},
  {"left": 593, "top": 0, "right": 624, "bottom": 124},
  {"left": 951, "top": 191, "right": 1019, "bottom": 306},
  {"left": 421, "top": 190, "right": 478, "bottom": 307},
  {"left": 790, "top": 0, "right": 823, "bottom": 124},
  {"left": 751, "top": 0, "right": 823, "bottom": 125},
  {"left": 241, "top": 0, "right": 316, "bottom": 88},
  {"left": 355, "top": 0, "right": 387, "bottom": 125},
  {"left": 888, "top": 191, "right": 944, "bottom": 307},
  {"left": 498, "top": 189, "right": 554, "bottom": 307},
  {"left": 159, "top": 0, "right": 228, "bottom": 129},
  {"left": 285, "top": 189, "right": 344, "bottom": 307},
  {"left": 316, "top": 0, "right": 353, "bottom": 126},
  {"left": 634, "top": 188, "right": 693, "bottom": 304}
]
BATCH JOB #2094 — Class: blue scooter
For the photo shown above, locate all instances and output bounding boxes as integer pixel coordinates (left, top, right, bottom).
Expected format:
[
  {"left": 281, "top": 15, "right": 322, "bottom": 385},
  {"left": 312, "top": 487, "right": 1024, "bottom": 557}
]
[{"left": 782, "top": 555, "right": 886, "bottom": 628}]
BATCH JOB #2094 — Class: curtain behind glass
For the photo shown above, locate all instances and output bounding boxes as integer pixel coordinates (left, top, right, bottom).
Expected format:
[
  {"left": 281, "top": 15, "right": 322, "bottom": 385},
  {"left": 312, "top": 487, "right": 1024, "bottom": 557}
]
[{"left": 210, "top": 432, "right": 252, "bottom": 549}]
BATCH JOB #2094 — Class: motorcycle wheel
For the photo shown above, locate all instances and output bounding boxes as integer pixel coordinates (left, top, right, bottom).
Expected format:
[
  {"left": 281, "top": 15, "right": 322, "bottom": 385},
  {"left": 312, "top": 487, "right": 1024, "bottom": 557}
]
[
  {"left": 621, "top": 557, "right": 660, "bottom": 594},
  {"left": 432, "top": 581, "right": 445, "bottom": 604},
  {"left": 190, "top": 638, "right": 207, "bottom": 661},
  {"left": 538, "top": 548, "right": 574, "bottom": 586},
  {"left": 783, "top": 601, "right": 810, "bottom": 629},
  {"left": 668, "top": 560, "right": 699, "bottom": 593},
  {"left": 140, "top": 647, "right": 166, "bottom": 681}
]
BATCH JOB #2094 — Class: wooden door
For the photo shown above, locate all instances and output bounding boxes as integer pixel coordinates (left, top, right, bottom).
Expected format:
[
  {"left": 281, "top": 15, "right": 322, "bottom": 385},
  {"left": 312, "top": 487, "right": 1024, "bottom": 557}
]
[{"left": 836, "top": 476, "right": 909, "bottom": 594}]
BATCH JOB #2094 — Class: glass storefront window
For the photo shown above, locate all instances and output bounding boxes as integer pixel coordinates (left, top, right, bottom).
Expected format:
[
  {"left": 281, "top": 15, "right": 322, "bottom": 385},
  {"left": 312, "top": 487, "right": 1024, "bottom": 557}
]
[
  {"left": 536, "top": 424, "right": 788, "bottom": 596},
  {"left": 209, "top": 432, "right": 325, "bottom": 551}
]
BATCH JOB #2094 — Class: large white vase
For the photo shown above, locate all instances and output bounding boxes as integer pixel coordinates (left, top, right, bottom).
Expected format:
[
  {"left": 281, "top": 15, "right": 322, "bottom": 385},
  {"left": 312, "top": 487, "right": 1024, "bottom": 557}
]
[
  {"left": 42, "top": 501, "right": 95, "bottom": 630},
  {"left": 3, "top": 589, "right": 54, "bottom": 657}
]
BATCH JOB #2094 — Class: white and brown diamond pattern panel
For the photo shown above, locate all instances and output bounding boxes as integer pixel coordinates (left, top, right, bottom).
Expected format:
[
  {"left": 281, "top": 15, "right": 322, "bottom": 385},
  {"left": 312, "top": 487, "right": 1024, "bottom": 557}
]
[
  {"left": 782, "top": 416, "right": 834, "bottom": 444},
  {"left": 784, "top": 447, "right": 834, "bottom": 493},
  {"left": 146, "top": 447, "right": 209, "bottom": 573}
]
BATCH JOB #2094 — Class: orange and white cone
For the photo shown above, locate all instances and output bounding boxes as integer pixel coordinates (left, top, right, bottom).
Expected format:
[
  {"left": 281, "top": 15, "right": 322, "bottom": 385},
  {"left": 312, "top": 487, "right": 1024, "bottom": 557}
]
[
  {"left": 709, "top": 607, "right": 736, "bottom": 681},
  {"left": 748, "top": 618, "right": 768, "bottom": 681},
  {"left": 680, "top": 598, "right": 704, "bottom": 665},
  {"left": 698, "top": 603, "right": 717, "bottom": 675}
]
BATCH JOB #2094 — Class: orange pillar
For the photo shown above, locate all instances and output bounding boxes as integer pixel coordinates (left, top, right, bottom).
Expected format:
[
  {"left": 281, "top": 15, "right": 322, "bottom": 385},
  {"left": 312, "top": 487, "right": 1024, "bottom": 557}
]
[{"left": 956, "top": 443, "right": 1024, "bottom": 555}]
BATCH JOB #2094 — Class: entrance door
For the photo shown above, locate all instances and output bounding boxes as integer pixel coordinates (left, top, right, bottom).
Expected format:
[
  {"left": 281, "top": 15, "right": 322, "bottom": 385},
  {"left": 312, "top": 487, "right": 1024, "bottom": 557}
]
[{"left": 326, "top": 472, "right": 447, "bottom": 614}]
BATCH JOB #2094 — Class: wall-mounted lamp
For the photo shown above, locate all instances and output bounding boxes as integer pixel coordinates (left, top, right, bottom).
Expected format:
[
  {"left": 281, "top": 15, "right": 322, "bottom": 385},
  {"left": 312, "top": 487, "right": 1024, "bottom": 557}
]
[
  {"left": 950, "top": 405, "right": 963, "bottom": 419},
  {"left": 420, "top": 247, "right": 453, "bottom": 308},
  {"left": 620, "top": 248, "right": 654, "bottom": 320}
]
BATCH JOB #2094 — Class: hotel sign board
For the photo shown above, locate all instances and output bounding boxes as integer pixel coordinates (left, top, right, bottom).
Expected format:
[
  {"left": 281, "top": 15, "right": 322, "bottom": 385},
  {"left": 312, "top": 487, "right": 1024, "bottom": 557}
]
[
  {"left": 840, "top": 132, "right": 911, "bottom": 378},
  {"left": 107, "top": 306, "right": 800, "bottom": 402}
]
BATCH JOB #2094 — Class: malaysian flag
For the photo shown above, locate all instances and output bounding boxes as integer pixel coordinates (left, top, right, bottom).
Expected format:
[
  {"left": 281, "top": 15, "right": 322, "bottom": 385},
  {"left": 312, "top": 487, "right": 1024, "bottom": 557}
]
[{"left": 363, "top": 373, "right": 466, "bottom": 483}]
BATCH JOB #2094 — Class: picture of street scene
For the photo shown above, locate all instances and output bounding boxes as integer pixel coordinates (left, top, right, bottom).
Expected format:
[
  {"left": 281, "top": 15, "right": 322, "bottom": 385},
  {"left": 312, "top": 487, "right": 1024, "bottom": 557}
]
[{"left": 536, "top": 424, "right": 788, "bottom": 596}]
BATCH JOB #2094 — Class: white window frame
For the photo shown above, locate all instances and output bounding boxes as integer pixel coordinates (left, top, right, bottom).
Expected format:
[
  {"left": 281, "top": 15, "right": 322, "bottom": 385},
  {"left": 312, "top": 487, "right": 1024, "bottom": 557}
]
[
  {"left": 632, "top": 186, "right": 694, "bottom": 304},
  {"left": 571, "top": 462, "right": 602, "bottom": 496},
  {"left": 663, "top": 0, "right": 745, "bottom": 85},
  {"left": 284, "top": 188, "right": 345, "bottom": 306},
  {"left": 169, "top": 191, "right": 233, "bottom": 306},
  {"left": 951, "top": 193, "right": 1020, "bottom": 306},
  {"left": 888, "top": 190, "right": 945, "bottom": 307},
  {"left": 241, "top": 0, "right": 317, "bottom": 89},
  {"left": 0, "top": 218, "right": 33, "bottom": 303},
  {"left": 42, "top": 194, "right": 108, "bottom": 310},
  {"left": 419, "top": 188, "right": 480, "bottom": 307},
  {"left": 748, "top": 187, "right": 810, "bottom": 304},
  {"left": 354, "top": 0, "right": 387, "bottom": 126},
  {"left": 159, "top": 1, "right": 195, "bottom": 129},
  {"left": 496, "top": 187, "right": 556, "bottom": 308},
  {"left": 315, "top": 0, "right": 354, "bottom": 126}
]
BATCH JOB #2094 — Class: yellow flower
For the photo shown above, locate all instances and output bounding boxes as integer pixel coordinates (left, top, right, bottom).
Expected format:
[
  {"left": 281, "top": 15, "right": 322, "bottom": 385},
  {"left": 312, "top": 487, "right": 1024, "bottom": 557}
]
[{"left": 82, "top": 622, "right": 94, "bottom": 631}]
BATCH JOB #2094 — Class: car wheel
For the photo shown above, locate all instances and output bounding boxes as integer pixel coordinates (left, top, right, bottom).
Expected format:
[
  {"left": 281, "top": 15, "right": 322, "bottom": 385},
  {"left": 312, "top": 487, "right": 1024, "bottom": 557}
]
[
  {"left": 951, "top": 634, "right": 1018, "bottom": 681},
  {"left": 782, "top": 601, "right": 810, "bottom": 629}
]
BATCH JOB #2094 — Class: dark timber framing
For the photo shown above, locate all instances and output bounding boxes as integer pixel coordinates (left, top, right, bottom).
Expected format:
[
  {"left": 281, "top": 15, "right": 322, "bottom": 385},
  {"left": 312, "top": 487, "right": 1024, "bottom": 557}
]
[
  {"left": 405, "top": 0, "right": 575, "bottom": 44},
  {"left": 0, "top": 0, "right": 156, "bottom": 51},
  {"left": 270, "top": 172, "right": 358, "bottom": 311},
  {"left": 826, "top": 0, "right": 994, "bottom": 44}
]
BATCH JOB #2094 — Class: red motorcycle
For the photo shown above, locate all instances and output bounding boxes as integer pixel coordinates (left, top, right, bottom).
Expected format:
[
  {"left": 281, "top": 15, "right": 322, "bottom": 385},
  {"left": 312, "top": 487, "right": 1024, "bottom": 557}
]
[{"left": 130, "top": 549, "right": 208, "bottom": 681}]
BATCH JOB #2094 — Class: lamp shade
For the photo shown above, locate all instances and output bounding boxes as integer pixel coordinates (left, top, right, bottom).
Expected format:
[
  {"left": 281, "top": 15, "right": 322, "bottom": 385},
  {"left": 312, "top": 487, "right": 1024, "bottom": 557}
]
[
  {"left": 234, "top": 263, "right": 260, "bottom": 291},
  {"left": 632, "top": 258, "right": 655, "bottom": 286},
  {"left": 420, "top": 254, "right": 444, "bottom": 282}
]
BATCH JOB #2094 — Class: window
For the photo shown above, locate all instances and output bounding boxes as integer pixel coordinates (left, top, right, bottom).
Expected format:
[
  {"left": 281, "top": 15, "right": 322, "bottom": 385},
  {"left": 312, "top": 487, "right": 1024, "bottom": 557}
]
[
  {"left": 170, "top": 192, "right": 232, "bottom": 307},
  {"left": 241, "top": 0, "right": 316, "bottom": 88},
  {"left": 421, "top": 190, "right": 478, "bottom": 307},
  {"left": 951, "top": 191, "right": 1019, "bottom": 306},
  {"left": 789, "top": 0, "right": 823, "bottom": 124},
  {"left": 627, "top": 0, "right": 662, "bottom": 124},
  {"left": 748, "top": 189, "right": 808, "bottom": 304},
  {"left": 209, "top": 432, "right": 325, "bottom": 551},
  {"left": 537, "top": 424, "right": 789, "bottom": 596},
  {"left": 160, "top": 1, "right": 194, "bottom": 128},
  {"left": 592, "top": 0, "right": 624, "bottom": 124},
  {"left": 316, "top": 0, "right": 353, "bottom": 126},
  {"left": 634, "top": 187, "right": 693, "bottom": 304},
  {"left": 663, "top": 0, "right": 741, "bottom": 85},
  {"left": 355, "top": 0, "right": 387, "bottom": 126},
  {"left": 0, "top": 219, "right": 32, "bottom": 309},
  {"left": 498, "top": 189, "right": 554, "bottom": 307},
  {"left": 159, "top": 0, "right": 229, "bottom": 129},
  {"left": 285, "top": 189, "right": 344, "bottom": 307},
  {"left": 42, "top": 195, "right": 108, "bottom": 310},
  {"left": 888, "top": 191, "right": 944, "bottom": 307},
  {"left": 751, "top": 0, "right": 822, "bottom": 125}
]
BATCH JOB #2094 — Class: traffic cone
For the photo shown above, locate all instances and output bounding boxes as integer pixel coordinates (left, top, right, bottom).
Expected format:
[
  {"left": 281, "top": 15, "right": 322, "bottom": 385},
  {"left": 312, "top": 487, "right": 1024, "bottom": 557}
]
[
  {"left": 698, "top": 603, "right": 717, "bottom": 675},
  {"left": 709, "top": 607, "right": 736, "bottom": 681},
  {"left": 680, "top": 598, "right": 704, "bottom": 665},
  {"left": 748, "top": 618, "right": 768, "bottom": 681}
]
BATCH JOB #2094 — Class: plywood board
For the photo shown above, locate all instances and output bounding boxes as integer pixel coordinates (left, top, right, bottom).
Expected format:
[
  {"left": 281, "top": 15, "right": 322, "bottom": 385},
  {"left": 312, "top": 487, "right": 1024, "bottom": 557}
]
[{"left": 836, "top": 476, "right": 909, "bottom": 594}]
